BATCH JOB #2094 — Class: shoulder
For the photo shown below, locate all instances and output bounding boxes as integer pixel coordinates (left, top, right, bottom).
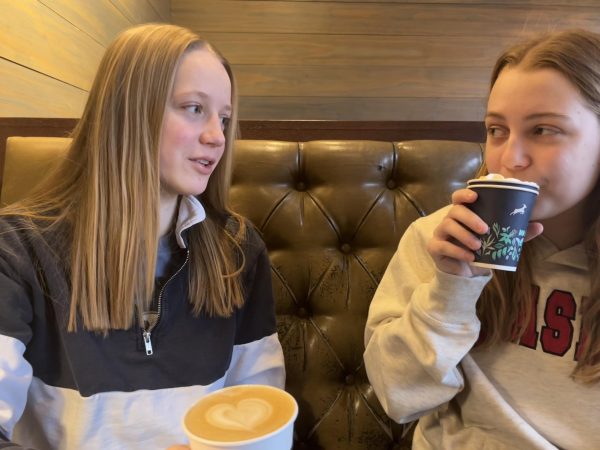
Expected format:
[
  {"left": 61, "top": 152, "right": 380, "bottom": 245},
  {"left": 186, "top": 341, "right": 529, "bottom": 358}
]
[
  {"left": 225, "top": 214, "right": 267, "bottom": 256},
  {"left": 403, "top": 205, "right": 450, "bottom": 244},
  {"left": 0, "top": 215, "right": 34, "bottom": 252}
]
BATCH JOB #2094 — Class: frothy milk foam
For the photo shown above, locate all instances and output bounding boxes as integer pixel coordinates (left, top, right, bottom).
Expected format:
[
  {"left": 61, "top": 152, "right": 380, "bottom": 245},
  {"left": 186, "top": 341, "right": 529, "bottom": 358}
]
[
  {"left": 476, "top": 173, "right": 539, "bottom": 188},
  {"left": 184, "top": 385, "right": 297, "bottom": 443},
  {"left": 206, "top": 397, "right": 273, "bottom": 432}
]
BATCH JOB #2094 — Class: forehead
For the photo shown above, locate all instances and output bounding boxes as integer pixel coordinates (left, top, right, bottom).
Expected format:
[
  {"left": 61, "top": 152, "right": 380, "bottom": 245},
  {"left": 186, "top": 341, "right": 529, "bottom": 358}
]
[
  {"left": 488, "top": 67, "right": 586, "bottom": 113},
  {"left": 171, "top": 48, "right": 231, "bottom": 101}
]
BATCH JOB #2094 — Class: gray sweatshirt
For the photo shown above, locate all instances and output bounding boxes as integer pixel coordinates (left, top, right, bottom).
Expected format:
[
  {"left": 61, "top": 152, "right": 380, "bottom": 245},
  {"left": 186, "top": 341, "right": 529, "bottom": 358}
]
[{"left": 364, "top": 206, "right": 598, "bottom": 449}]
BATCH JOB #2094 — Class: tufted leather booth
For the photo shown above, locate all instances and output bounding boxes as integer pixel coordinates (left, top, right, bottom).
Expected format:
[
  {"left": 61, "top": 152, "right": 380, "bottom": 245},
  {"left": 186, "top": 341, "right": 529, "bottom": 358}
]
[{"left": 1, "top": 137, "right": 484, "bottom": 449}]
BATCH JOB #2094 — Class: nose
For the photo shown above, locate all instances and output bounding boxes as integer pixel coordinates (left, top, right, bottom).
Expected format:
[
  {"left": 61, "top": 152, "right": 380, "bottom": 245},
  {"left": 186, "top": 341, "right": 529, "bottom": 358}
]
[
  {"left": 501, "top": 134, "right": 531, "bottom": 172},
  {"left": 199, "top": 114, "right": 225, "bottom": 147}
]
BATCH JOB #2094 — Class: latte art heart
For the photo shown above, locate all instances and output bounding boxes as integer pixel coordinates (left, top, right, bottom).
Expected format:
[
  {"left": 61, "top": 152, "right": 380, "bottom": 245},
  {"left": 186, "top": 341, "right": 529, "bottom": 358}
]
[{"left": 206, "top": 397, "right": 273, "bottom": 432}]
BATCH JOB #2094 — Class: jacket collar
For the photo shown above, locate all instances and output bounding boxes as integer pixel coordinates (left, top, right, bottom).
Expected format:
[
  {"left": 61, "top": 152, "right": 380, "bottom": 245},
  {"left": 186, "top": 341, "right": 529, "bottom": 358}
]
[{"left": 174, "top": 195, "right": 206, "bottom": 249}]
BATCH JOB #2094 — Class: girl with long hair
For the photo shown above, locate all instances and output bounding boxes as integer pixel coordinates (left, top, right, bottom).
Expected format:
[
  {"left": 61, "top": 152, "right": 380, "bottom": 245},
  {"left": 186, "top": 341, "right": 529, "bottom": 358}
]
[
  {"left": 0, "top": 23, "right": 284, "bottom": 449},
  {"left": 365, "top": 29, "right": 600, "bottom": 449}
]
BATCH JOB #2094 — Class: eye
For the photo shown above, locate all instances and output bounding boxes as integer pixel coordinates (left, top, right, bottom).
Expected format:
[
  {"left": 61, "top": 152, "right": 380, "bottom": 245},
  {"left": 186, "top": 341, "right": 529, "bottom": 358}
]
[
  {"left": 184, "top": 104, "right": 203, "bottom": 114},
  {"left": 486, "top": 125, "right": 508, "bottom": 139},
  {"left": 533, "top": 126, "right": 560, "bottom": 136},
  {"left": 220, "top": 116, "right": 231, "bottom": 130}
]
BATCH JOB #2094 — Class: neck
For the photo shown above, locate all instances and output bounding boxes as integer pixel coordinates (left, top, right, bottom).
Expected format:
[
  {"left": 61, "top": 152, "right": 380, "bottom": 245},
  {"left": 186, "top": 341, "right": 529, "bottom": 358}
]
[
  {"left": 159, "top": 193, "right": 179, "bottom": 238},
  {"left": 540, "top": 198, "right": 594, "bottom": 250}
]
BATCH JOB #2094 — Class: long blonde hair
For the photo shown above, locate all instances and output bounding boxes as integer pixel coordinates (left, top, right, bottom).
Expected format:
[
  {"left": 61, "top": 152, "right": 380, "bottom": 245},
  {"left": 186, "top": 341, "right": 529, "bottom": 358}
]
[
  {"left": 0, "top": 23, "right": 246, "bottom": 332},
  {"left": 477, "top": 29, "right": 600, "bottom": 383}
]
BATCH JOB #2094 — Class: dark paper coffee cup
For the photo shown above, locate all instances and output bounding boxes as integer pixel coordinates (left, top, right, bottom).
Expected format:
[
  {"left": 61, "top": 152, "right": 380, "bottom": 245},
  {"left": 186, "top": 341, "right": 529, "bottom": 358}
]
[{"left": 466, "top": 175, "right": 539, "bottom": 271}]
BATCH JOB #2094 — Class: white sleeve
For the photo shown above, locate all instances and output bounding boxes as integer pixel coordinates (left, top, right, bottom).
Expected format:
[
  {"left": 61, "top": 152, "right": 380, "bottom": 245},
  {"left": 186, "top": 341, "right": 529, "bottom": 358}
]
[
  {"left": 364, "top": 212, "right": 491, "bottom": 423},
  {"left": 0, "top": 335, "right": 32, "bottom": 440},
  {"left": 224, "top": 333, "right": 285, "bottom": 389}
]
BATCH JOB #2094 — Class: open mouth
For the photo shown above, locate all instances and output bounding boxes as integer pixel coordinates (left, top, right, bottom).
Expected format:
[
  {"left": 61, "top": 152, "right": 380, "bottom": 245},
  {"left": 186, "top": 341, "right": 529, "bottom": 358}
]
[{"left": 191, "top": 158, "right": 214, "bottom": 167}]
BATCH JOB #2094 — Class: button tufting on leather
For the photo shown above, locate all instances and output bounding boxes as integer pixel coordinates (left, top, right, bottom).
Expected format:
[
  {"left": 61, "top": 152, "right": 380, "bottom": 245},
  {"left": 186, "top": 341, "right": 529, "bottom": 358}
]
[
  {"left": 227, "top": 139, "right": 483, "bottom": 449},
  {"left": 297, "top": 307, "right": 309, "bottom": 318}
]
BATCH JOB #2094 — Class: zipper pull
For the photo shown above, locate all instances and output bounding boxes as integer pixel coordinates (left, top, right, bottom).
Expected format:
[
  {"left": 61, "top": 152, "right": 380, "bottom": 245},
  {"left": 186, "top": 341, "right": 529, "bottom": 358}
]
[{"left": 143, "top": 330, "right": 153, "bottom": 355}]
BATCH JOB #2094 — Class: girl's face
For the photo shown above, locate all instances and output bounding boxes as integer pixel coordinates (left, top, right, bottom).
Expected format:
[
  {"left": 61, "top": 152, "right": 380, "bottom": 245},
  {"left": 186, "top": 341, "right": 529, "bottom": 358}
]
[
  {"left": 485, "top": 67, "right": 600, "bottom": 224},
  {"left": 159, "top": 48, "right": 231, "bottom": 203}
]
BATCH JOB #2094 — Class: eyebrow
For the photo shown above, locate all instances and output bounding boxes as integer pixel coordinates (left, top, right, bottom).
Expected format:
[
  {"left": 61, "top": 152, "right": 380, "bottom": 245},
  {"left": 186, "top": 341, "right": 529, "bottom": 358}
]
[{"left": 485, "top": 112, "right": 571, "bottom": 121}]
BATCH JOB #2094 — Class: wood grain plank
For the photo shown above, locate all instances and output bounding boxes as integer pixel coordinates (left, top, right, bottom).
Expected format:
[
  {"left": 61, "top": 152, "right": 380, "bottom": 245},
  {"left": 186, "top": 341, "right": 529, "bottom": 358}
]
[
  {"left": 39, "top": 0, "right": 131, "bottom": 46},
  {"left": 173, "top": 1, "right": 600, "bottom": 36},
  {"left": 233, "top": 65, "right": 491, "bottom": 97},
  {"left": 110, "top": 0, "right": 164, "bottom": 24},
  {"left": 148, "top": 0, "right": 171, "bottom": 21},
  {"left": 0, "top": 59, "right": 87, "bottom": 118},
  {"left": 0, "top": 0, "right": 105, "bottom": 90},
  {"left": 204, "top": 32, "right": 516, "bottom": 67},
  {"left": 257, "top": 0, "right": 600, "bottom": 5},
  {"left": 237, "top": 96, "right": 487, "bottom": 121}
]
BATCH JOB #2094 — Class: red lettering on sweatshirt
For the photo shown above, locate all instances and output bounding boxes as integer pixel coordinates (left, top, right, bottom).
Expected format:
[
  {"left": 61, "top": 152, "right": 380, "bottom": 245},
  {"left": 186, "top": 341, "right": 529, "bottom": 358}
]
[{"left": 540, "top": 290, "right": 576, "bottom": 357}]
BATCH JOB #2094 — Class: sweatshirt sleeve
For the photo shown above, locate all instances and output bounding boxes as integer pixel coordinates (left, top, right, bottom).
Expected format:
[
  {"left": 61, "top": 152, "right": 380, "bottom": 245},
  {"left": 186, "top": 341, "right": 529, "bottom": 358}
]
[
  {"left": 363, "top": 208, "right": 491, "bottom": 424},
  {"left": 224, "top": 226, "right": 285, "bottom": 389},
  {"left": 0, "top": 253, "right": 34, "bottom": 448}
]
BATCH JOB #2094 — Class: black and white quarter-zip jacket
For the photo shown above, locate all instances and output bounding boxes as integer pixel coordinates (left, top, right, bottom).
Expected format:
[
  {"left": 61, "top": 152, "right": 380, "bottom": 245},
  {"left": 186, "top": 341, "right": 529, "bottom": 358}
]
[{"left": 0, "top": 195, "right": 285, "bottom": 449}]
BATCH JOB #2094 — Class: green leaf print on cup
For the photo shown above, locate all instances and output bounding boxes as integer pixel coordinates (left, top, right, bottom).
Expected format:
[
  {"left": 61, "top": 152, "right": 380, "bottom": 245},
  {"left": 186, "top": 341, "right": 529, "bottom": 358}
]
[{"left": 476, "top": 222, "right": 527, "bottom": 262}]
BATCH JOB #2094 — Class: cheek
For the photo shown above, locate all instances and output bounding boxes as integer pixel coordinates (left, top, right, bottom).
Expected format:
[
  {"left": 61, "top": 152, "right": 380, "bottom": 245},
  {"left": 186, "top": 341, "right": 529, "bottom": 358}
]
[
  {"left": 162, "top": 120, "right": 192, "bottom": 148},
  {"left": 484, "top": 147, "right": 502, "bottom": 173}
]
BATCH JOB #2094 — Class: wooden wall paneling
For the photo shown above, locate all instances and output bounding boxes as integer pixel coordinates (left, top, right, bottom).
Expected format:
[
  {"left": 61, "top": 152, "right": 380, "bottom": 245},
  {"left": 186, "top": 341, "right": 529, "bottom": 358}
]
[
  {"left": 173, "top": 1, "right": 600, "bottom": 36},
  {"left": 0, "top": 0, "right": 105, "bottom": 91},
  {"left": 234, "top": 66, "right": 491, "bottom": 98},
  {"left": 148, "top": 0, "right": 171, "bottom": 22},
  {"left": 239, "top": 97, "right": 487, "bottom": 121},
  {"left": 38, "top": 0, "right": 132, "bottom": 46},
  {"left": 110, "top": 0, "right": 166, "bottom": 24},
  {"left": 174, "top": 0, "right": 600, "bottom": 121},
  {"left": 203, "top": 33, "right": 515, "bottom": 67},
  {"left": 0, "top": 60, "right": 88, "bottom": 118}
]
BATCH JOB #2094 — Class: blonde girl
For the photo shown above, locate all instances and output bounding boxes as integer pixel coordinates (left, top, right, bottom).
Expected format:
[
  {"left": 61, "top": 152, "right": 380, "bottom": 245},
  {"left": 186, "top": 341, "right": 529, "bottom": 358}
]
[{"left": 0, "top": 23, "right": 284, "bottom": 449}]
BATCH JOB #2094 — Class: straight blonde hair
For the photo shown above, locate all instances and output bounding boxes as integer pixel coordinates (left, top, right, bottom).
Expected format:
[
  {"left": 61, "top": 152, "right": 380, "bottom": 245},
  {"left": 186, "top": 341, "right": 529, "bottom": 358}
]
[
  {"left": 1, "top": 23, "right": 246, "bottom": 332},
  {"left": 477, "top": 29, "right": 600, "bottom": 383}
]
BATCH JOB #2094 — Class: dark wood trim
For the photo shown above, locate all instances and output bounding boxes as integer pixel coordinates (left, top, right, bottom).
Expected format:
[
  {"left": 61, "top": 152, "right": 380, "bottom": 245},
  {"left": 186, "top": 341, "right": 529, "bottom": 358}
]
[
  {"left": 239, "top": 120, "right": 485, "bottom": 142},
  {"left": 0, "top": 118, "right": 485, "bottom": 189}
]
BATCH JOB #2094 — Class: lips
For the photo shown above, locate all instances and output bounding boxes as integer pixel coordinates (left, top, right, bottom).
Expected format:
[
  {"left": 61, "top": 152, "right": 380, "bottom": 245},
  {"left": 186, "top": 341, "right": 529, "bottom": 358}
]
[
  {"left": 189, "top": 156, "right": 217, "bottom": 174},
  {"left": 191, "top": 158, "right": 213, "bottom": 167}
]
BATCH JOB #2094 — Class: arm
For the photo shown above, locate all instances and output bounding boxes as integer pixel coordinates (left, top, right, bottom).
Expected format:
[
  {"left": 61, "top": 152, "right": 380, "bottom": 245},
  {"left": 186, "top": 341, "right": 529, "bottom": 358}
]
[
  {"left": 0, "top": 273, "right": 34, "bottom": 449},
  {"left": 224, "top": 228, "right": 285, "bottom": 388},
  {"left": 363, "top": 207, "right": 491, "bottom": 423}
]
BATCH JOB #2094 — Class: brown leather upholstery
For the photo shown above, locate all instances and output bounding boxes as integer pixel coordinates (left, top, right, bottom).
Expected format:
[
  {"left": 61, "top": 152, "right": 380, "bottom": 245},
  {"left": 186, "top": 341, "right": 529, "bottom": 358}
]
[
  {"left": 229, "top": 140, "right": 483, "bottom": 449},
  {"left": 1, "top": 137, "right": 484, "bottom": 449}
]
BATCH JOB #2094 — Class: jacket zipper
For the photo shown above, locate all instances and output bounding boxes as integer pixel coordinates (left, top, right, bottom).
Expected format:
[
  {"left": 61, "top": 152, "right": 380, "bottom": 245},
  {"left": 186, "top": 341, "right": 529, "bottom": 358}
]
[{"left": 142, "top": 249, "right": 190, "bottom": 355}]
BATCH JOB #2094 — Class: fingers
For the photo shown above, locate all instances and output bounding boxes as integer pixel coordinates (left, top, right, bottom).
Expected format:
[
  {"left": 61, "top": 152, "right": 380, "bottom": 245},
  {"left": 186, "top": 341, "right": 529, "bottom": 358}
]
[
  {"left": 427, "top": 193, "right": 490, "bottom": 277},
  {"left": 451, "top": 188, "right": 478, "bottom": 206},
  {"left": 427, "top": 237, "right": 475, "bottom": 263},
  {"left": 525, "top": 221, "right": 544, "bottom": 242}
]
